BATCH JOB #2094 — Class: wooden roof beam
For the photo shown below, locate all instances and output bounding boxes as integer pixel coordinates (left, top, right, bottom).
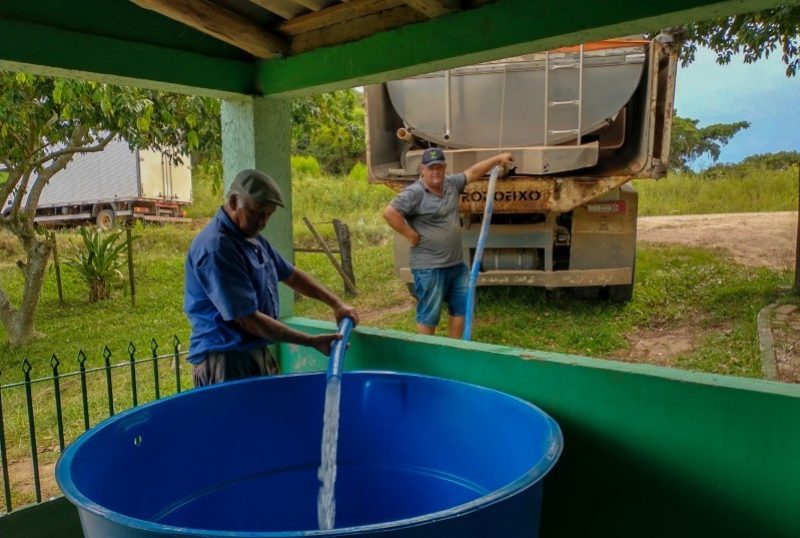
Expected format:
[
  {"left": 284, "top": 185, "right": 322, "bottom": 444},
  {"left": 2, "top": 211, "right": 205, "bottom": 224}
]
[
  {"left": 278, "top": 0, "right": 407, "bottom": 36},
  {"left": 131, "top": 0, "right": 288, "bottom": 59},
  {"left": 402, "top": 0, "right": 457, "bottom": 17},
  {"left": 292, "top": 0, "right": 338, "bottom": 10},
  {"left": 248, "top": 0, "right": 309, "bottom": 20},
  {"left": 289, "top": 5, "right": 425, "bottom": 53}
]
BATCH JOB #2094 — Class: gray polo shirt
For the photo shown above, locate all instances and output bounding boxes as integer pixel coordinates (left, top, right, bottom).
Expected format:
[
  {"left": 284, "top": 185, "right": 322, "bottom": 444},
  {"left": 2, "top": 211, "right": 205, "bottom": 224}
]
[{"left": 390, "top": 173, "right": 467, "bottom": 269}]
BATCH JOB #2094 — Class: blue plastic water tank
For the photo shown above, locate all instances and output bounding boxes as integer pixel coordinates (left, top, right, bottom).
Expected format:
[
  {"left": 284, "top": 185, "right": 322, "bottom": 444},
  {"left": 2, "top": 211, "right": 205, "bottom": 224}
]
[{"left": 56, "top": 372, "right": 562, "bottom": 537}]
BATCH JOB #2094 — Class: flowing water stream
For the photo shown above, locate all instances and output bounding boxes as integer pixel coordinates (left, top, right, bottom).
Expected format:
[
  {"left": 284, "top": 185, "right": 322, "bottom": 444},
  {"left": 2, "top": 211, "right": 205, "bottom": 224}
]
[{"left": 317, "top": 375, "right": 342, "bottom": 530}]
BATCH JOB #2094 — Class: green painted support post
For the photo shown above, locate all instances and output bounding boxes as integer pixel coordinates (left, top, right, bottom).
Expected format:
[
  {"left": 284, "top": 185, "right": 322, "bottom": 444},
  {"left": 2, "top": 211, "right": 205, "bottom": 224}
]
[{"left": 221, "top": 96, "right": 294, "bottom": 317}]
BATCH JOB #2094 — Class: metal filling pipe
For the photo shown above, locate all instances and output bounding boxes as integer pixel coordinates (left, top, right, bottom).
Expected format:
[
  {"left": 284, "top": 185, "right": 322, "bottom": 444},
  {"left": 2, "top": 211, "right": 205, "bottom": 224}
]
[{"left": 396, "top": 127, "right": 415, "bottom": 142}]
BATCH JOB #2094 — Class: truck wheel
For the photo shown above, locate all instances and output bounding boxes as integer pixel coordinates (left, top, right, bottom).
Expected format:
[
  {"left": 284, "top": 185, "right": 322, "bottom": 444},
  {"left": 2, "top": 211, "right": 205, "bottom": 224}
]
[
  {"left": 572, "top": 286, "right": 601, "bottom": 300},
  {"left": 606, "top": 283, "right": 634, "bottom": 302},
  {"left": 606, "top": 259, "right": 636, "bottom": 303},
  {"left": 96, "top": 209, "right": 116, "bottom": 229}
]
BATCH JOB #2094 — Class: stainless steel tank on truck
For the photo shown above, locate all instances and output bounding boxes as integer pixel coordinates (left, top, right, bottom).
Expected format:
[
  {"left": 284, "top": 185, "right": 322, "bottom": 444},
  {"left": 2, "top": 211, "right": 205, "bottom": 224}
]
[{"left": 365, "top": 35, "right": 678, "bottom": 301}]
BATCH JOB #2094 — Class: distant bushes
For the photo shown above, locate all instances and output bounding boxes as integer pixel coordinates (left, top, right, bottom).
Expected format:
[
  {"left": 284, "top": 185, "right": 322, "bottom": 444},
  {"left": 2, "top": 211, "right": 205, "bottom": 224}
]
[
  {"left": 635, "top": 160, "right": 798, "bottom": 216},
  {"left": 291, "top": 158, "right": 394, "bottom": 248},
  {"left": 291, "top": 155, "right": 323, "bottom": 178}
]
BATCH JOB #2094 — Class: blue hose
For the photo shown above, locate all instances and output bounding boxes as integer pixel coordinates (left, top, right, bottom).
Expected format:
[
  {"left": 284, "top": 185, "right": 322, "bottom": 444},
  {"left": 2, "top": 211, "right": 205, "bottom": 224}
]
[
  {"left": 327, "top": 317, "right": 354, "bottom": 378},
  {"left": 463, "top": 165, "right": 503, "bottom": 341}
]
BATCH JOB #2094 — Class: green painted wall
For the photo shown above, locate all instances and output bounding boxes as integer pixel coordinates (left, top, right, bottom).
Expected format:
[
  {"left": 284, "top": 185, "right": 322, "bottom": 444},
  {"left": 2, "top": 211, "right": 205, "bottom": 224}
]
[
  {"left": 0, "top": 9, "right": 254, "bottom": 97},
  {"left": 0, "top": 0, "right": 246, "bottom": 58},
  {"left": 221, "top": 96, "right": 295, "bottom": 317},
  {"left": 278, "top": 319, "right": 800, "bottom": 537},
  {"left": 0, "top": 497, "right": 83, "bottom": 538}
]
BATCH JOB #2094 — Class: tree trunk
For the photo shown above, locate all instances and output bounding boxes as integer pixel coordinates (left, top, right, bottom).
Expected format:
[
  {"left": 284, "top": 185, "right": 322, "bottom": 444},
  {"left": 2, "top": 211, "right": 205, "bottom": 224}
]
[{"left": 0, "top": 236, "right": 52, "bottom": 346}]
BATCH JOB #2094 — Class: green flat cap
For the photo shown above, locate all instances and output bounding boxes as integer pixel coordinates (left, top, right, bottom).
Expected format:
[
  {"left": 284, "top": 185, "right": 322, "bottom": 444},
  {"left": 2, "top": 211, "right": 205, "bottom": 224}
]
[{"left": 229, "top": 169, "right": 285, "bottom": 207}]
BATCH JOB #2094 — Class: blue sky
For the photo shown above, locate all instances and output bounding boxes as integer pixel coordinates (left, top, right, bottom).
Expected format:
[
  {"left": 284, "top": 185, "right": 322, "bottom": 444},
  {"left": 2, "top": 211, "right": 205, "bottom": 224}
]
[{"left": 675, "top": 47, "right": 800, "bottom": 168}]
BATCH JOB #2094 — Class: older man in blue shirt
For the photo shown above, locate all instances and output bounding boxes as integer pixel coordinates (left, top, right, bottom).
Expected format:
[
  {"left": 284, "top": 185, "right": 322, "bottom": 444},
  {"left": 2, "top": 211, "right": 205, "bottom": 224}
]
[{"left": 184, "top": 169, "right": 359, "bottom": 387}]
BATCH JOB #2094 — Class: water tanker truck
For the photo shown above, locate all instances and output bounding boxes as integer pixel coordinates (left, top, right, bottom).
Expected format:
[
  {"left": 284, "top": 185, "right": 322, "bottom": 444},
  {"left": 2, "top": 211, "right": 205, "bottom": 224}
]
[{"left": 365, "top": 35, "right": 678, "bottom": 301}]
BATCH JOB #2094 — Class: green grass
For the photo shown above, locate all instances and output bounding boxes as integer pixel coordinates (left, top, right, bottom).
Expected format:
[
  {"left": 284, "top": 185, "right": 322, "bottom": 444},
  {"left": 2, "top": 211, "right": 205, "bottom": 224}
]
[
  {"left": 294, "top": 242, "right": 791, "bottom": 378},
  {"left": 185, "top": 166, "right": 224, "bottom": 219},
  {"left": 634, "top": 165, "right": 799, "bottom": 216},
  {"left": 291, "top": 164, "right": 395, "bottom": 249}
]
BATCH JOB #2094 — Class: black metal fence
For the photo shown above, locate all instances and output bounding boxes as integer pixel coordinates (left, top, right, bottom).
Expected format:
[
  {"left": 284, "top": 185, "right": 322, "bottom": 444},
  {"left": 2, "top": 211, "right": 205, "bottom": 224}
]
[{"left": 0, "top": 336, "right": 189, "bottom": 514}]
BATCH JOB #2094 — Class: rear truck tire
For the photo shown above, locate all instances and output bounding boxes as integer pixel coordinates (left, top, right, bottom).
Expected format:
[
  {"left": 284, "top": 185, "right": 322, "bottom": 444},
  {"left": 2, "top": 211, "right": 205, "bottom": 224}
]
[
  {"left": 606, "top": 259, "right": 636, "bottom": 303},
  {"left": 96, "top": 209, "right": 116, "bottom": 229},
  {"left": 606, "top": 282, "right": 634, "bottom": 302},
  {"left": 572, "top": 286, "right": 601, "bottom": 300}
]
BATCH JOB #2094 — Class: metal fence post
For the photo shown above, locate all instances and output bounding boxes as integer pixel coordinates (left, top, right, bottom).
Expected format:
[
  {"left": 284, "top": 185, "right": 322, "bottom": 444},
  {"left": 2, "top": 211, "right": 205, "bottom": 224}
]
[
  {"left": 172, "top": 335, "right": 182, "bottom": 393},
  {"left": 50, "top": 355, "right": 65, "bottom": 452},
  {"left": 77, "top": 350, "right": 90, "bottom": 431},
  {"left": 150, "top": 339, "right": 161, "bottom": 400},
  {"left": 103, "top": 346, "right": 115, "bottom": 417},
  {"left": 22, "top": 359, "right": 41, "bottom": 503},
  {"left": 128, "top": 342, "right": 138, "bottom": 407},
  {"left": 0, "top": 369, "right": 11, "bottom": 513}
]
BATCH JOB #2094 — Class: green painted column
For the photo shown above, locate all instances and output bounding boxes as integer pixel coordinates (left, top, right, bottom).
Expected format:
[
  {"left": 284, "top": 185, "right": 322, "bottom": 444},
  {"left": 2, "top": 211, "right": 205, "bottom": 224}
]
[{"left": 221, "top": 96, "right": 294, "bottom": 317}]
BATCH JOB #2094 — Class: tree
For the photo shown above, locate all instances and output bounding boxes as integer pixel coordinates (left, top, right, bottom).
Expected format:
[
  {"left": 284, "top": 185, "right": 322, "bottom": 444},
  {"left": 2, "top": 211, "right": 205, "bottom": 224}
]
[
  {"left": 676, "top": 6, "right": 800, "bottom": 76},
  {"left": 0, "top": 72, "right": 220, "bottom": 345},
  {"left": 291, "top": 89, "right": 365, "bottom": 175},
  {"left": 669, "top": 116, "right": 750, "bottom": 172},
  {"left": 740, "top": 150, "right": 800, "bottom": 170}
]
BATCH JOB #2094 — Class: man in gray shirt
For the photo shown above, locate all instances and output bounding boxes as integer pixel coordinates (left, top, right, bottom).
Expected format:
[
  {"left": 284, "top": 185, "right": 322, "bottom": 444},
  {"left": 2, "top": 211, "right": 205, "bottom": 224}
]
[{"left": 384, "top": 148, "right": 514, "bottom": 338}]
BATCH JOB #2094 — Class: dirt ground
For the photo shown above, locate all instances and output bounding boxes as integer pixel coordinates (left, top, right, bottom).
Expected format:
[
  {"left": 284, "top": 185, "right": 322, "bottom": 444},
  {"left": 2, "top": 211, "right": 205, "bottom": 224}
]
[
  {"left": 637, "top": 211, "right": 798, "bottom": 271},
  {"left": 631, "top": 211, "right": 799, "bottom": 377}
]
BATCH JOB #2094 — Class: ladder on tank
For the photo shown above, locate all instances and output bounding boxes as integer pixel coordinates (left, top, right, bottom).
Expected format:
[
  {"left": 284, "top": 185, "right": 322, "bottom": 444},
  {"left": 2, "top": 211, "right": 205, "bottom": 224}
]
[{"left": 543, "top": 44, "right": 585, "bottom": 146}]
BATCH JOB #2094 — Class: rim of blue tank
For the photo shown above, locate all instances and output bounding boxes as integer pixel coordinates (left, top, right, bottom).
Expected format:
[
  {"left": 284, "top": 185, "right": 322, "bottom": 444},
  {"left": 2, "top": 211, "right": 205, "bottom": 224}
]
[{"left": 56, "top": 371, "right": 563, "bottom": 537}]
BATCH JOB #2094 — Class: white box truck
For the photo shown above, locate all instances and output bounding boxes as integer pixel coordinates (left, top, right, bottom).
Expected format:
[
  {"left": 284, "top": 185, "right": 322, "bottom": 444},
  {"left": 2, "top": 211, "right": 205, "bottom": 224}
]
[
  {"left": 3, "top": 138, "right": 193, "bottom": 228},
  {"left": 365, "top": 35, "right": 678, "bottom": 301}
]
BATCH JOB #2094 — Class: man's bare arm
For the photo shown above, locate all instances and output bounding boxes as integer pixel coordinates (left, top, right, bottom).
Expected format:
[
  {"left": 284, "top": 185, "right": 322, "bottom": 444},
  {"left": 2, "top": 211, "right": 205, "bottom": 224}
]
[
  {"left": 283, "top": 269, "right": 359, "bottom": 325},
  {"left": 235, "top": 311, "right": 341, "bottom": 356},
  {"left": 384, "top": 204, "right": 420, "bottom": 246},
  {"left": 463, "top": 152, "right": 515, "bottom": 183}
]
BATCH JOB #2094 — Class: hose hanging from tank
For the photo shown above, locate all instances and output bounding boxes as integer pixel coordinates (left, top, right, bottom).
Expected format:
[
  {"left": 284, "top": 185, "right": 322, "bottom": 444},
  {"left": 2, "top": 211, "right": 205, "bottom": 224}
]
[{"left": 463, "top": 165, "right": 503, "bottom": 341}]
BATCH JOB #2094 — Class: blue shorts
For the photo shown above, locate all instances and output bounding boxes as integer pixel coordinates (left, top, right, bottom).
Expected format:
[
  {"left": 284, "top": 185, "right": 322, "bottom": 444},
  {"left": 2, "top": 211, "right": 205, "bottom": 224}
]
[{"left": 412, "top": 264, "right": 469, "bottom": 327}]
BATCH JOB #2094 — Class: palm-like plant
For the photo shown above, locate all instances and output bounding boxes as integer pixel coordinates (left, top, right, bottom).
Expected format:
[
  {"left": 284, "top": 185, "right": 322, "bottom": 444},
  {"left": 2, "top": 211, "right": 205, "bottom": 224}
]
[{"left": 65, "top": 227, "right": 132, "bottom": 302}]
